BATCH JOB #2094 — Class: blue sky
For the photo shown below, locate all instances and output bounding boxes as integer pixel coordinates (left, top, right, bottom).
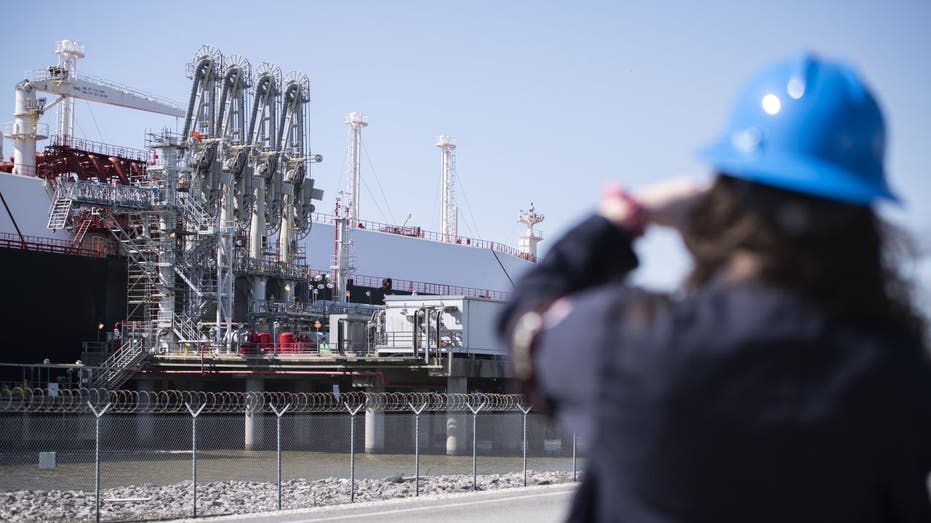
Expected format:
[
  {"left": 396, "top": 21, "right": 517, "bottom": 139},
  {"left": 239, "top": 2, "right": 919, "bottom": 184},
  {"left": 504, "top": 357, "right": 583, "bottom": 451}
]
[{"left": 3, "top": 0, "right": 929, "bottom": 306}]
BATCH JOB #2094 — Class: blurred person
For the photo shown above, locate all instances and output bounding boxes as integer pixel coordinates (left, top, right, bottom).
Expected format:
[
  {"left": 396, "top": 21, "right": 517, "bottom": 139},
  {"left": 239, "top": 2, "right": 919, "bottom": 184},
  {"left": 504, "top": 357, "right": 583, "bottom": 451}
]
[{"left": 499, "top": 54, "right": 930, "bottom": 522}]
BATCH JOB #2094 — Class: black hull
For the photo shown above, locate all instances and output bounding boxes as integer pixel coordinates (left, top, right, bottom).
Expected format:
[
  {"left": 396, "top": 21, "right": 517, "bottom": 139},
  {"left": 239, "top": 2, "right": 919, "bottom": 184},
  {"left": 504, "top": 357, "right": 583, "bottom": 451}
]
[{"left": 0, "top": 247, "right": 126, "bottom": 382}]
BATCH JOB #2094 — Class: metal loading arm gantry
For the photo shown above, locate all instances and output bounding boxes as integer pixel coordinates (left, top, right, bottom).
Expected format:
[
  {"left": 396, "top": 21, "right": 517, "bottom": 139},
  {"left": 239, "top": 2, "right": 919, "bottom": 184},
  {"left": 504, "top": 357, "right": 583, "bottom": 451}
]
[
  {"left": 35, "top": 41, "right": 325, "bottom": 383},
  {"left": 216, "top": 54, "right": 254, "bottom": 229},
  {"left": 183, "top": 45, "right": 221, "bottom": 211},
  {"left": 276, "top": 72, "right": 309, "bottom": 268},
  {"left": 172, "top": 47, "right": 322, "bottom": 347},
  {"left": 277, "top": 73, "right": 323, "bottom": 243}
]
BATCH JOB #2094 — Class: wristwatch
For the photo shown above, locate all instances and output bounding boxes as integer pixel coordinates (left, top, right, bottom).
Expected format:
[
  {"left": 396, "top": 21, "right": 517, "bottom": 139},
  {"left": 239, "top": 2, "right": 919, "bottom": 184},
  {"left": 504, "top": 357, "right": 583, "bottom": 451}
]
[{"left": 511, "top": 310, "right": 544, "bottom": 381}]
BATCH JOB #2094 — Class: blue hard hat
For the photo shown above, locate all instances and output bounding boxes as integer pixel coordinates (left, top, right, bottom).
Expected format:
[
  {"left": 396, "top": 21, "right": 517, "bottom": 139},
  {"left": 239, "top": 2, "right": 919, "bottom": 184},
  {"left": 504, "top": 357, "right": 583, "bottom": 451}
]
[{"left": 698, "top": 54, "right": 898, "bottom": 206}]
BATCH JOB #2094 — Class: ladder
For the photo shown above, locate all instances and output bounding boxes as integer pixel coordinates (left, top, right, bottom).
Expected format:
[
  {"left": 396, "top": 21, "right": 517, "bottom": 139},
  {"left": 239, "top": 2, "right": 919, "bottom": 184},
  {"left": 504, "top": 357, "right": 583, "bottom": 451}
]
[
  {"left": 47, "top": 197, "right": 73, "bottom": 230},
  {"left": 71, "top": 217, "right": 93, "bottom": 249}
]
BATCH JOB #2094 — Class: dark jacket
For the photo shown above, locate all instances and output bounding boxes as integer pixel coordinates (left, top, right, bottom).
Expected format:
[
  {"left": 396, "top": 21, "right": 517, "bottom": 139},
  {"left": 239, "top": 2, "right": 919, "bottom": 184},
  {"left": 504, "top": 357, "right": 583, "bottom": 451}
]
[{"left": 499, "top": 214, "right": 931, "bottom": 522}]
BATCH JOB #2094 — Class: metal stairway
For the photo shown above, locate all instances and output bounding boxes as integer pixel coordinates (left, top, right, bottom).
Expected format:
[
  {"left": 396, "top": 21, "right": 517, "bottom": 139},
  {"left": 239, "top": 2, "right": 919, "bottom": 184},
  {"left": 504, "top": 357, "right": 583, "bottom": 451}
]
[
  {"left": 178, "top": 191, "right": 214, "bottom": 235},
  {"left": 173, "top": 191, "right": 216, "bottom": 344},
  {"left": 102, "top": 212, "right": 167, "bottom": 323},
  {"left": 88, "top": 338, "right": 148, "bottom": 389}
]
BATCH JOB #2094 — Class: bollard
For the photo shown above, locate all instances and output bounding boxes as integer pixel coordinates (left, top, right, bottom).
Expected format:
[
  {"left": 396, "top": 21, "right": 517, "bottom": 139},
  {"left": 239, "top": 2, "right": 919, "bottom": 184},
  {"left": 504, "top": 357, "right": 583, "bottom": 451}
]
[
  {"left": 408, "top": 402, "right": 427, "bottom": 496},
  {"left": 271, "top": 403, "right": 291, "bottom": 511},
  {"left": 517, "top": 404, "right": 533, "bottom": 487},
  {"left": 345, "top": 402, "right": 363, "bottom": 502},
  {"left": 87, "top": 401, "right": 112, "bottom": 523},
  {"left": 466, "top": 401, "right": 486, "bottom": 492},
  {"left": 185, "top": 402, "right": 206, "bottom": 517}
]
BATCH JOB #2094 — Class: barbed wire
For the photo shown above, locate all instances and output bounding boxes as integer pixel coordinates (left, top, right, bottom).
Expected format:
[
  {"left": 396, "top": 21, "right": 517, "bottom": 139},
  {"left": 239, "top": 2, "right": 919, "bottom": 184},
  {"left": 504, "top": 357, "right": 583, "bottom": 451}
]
[{"left": 0, "top": 388, "right": 533, "bottom": 414}]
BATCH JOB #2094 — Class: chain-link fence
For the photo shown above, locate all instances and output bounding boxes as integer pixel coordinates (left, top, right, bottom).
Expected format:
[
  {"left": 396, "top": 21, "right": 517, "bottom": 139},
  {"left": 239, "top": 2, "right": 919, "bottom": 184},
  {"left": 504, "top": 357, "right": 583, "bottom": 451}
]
[{"left": 0, "top": 388, "right": 585, "bottom": 522}]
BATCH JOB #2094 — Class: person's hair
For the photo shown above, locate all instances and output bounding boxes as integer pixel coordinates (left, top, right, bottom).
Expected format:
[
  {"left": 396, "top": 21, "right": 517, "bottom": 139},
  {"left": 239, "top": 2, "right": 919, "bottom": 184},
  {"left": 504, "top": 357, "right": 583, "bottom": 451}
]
[{"left": 684, "top": 175, "right": 926, "bottom": 340}]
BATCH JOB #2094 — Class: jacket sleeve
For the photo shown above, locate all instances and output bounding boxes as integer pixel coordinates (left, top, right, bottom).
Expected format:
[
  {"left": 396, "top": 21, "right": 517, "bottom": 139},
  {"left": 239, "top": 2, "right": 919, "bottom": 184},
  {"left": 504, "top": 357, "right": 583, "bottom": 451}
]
[
  {"left": 497, "top": 214, "right": 639, "bottom": 334},
  {"left": 496, "top": 214, "right": 641, "bottom": 435},
  {"left": 881, "top": 346, "right": 931, "bottom": 522}
]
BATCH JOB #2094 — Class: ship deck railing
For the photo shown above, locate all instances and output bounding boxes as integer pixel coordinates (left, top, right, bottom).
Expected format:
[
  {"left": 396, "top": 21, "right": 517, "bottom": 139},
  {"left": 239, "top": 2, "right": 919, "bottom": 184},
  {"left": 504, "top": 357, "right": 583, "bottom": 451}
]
[
  {"left": 310, "top": 211, "right": 537, "bottom": 263},
  {"left": 0, "top": 231, "right": 109, "bottom": 258},
  {"left": 338, "top": 272, "right": 509, "bottom": 301}
]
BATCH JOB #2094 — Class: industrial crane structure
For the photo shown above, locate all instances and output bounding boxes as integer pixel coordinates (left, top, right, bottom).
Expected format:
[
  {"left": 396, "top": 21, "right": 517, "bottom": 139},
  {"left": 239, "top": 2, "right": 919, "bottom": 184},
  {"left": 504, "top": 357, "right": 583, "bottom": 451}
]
[{"left": 7, "top": 41, "right": 330, "bottom": 388}]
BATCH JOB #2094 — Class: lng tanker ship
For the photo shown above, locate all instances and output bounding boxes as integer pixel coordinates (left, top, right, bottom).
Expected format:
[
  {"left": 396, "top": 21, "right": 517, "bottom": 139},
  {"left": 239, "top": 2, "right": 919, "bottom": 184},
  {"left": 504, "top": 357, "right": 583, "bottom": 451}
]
[{"left": 0, "top": 40, "right": 544, "bottom": 389}]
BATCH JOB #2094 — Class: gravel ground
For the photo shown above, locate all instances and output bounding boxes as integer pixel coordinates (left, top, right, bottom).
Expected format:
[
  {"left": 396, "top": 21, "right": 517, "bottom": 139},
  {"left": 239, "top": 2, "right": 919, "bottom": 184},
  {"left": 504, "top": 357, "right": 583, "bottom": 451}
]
[{"left": 0, "top": 471, "right": 576, "bottom": 522}]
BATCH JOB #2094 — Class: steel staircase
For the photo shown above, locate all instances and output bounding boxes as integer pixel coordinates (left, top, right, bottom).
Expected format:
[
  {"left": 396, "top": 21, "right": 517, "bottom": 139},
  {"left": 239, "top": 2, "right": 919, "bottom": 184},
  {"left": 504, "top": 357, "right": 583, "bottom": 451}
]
[
  {"left": 102, "top": 212, "right": 167, "bottom": 322},
  {"left": 178, "top": 191, "right": 214, "bottom": 235},
  {"left": 88, "top": 338, "right": 149, "bottom": 389}
]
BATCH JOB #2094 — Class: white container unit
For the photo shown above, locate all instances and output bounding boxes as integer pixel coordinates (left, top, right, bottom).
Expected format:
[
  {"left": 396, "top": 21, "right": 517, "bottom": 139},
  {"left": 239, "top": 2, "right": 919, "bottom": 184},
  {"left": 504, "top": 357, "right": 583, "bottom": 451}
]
[{"left": 378, "top": 295, "right": 504, "bottom": 357}]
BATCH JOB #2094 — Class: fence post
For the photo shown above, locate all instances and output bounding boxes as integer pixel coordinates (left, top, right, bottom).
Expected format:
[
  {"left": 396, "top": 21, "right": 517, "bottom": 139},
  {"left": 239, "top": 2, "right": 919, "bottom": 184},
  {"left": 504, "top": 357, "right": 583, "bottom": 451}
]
[
  {"left": 270, "top": 403, "right": 291, "bottom": 511},
  {"left": 572, "top": 432, "right": 578, "bottom": 482},
  {"left": 345, "top": 402, "right": 363, "bottom": 502},
  {"left": 408, "top": 402, "right": 427, "bottom": 496},
  {"left": 184, "top": 402, "right": 206, "bottom": 517},
  {"left": 88, "top": 401, "right": 112, "bottom": 523},
  {"left": 517, "top": 404, "right": 533, "bottom": 487},
  {"left": 466, "top": 401, "right": 486, "bottom": 492}
]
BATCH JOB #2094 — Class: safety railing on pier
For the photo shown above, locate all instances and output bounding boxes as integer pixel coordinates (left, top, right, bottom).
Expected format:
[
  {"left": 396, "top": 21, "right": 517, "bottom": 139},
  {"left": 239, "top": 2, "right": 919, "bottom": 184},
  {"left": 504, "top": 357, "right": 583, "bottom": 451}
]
[{"left": 310, "top": 212, "right": 537, "bottom": 263}]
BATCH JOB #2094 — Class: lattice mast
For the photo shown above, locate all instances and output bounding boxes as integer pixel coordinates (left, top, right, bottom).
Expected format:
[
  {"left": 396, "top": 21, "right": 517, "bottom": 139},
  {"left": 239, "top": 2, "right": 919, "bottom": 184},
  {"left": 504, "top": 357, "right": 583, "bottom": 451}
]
[
  {"left": 518, "top": 203, "right": 544, "bottom": 260},
  {"left": 436, "top": 135, "right": 457, "bottom": 242},
  {"left": 345, "top": 112, "right": 367, "bottom": 227}
]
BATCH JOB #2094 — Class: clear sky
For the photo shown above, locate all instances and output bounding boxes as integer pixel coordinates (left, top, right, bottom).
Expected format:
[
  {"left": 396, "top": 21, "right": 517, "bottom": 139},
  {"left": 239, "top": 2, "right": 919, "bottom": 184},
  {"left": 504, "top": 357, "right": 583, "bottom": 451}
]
[{"left": 3, "top": 0, "right": 929, "bottom": 308}]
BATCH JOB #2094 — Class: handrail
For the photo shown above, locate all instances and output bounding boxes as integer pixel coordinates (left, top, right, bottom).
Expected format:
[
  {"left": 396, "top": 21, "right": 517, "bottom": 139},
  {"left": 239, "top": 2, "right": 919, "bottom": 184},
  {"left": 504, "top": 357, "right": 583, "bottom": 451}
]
[
  {"left": 49, "top": 134, "right": 149, "bottom": 162},
  {"left": 88, "top": 338, "right": 148, "bottom": 389},
  {"left": 59, "top": 179, "right": 155, "bottom": 208},
  {"left": 26, "top": 69, "right": 184, "bottom": 113},
  {"left": 0, "top": 231, "right": 109, "bottom": 258},
  {"left": 308, "top": 269, "right": 508, "bottom": 301}
]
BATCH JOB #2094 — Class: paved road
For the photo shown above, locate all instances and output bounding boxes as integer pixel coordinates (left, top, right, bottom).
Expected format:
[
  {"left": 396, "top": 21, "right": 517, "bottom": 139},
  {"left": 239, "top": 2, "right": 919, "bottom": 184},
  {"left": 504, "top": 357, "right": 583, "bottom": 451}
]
[{"left": 168, "top": 484, "right": 576, "bottom": 523}]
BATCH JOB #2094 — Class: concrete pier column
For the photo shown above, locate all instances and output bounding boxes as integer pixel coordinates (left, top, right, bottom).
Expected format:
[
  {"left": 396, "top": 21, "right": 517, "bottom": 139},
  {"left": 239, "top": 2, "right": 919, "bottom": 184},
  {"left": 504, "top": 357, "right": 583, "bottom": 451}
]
[
  {"left": 364, "top": 386, "right": 385, "bottom": 454},
  {"left": 446, "top": 376, "right": 468, "bottom": 456},
  {"left": 136, "top": 379, "right": 156, "bottom": 448},
  {"left": 245, "top": 378, "right": 265, "bottom": 450}
]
